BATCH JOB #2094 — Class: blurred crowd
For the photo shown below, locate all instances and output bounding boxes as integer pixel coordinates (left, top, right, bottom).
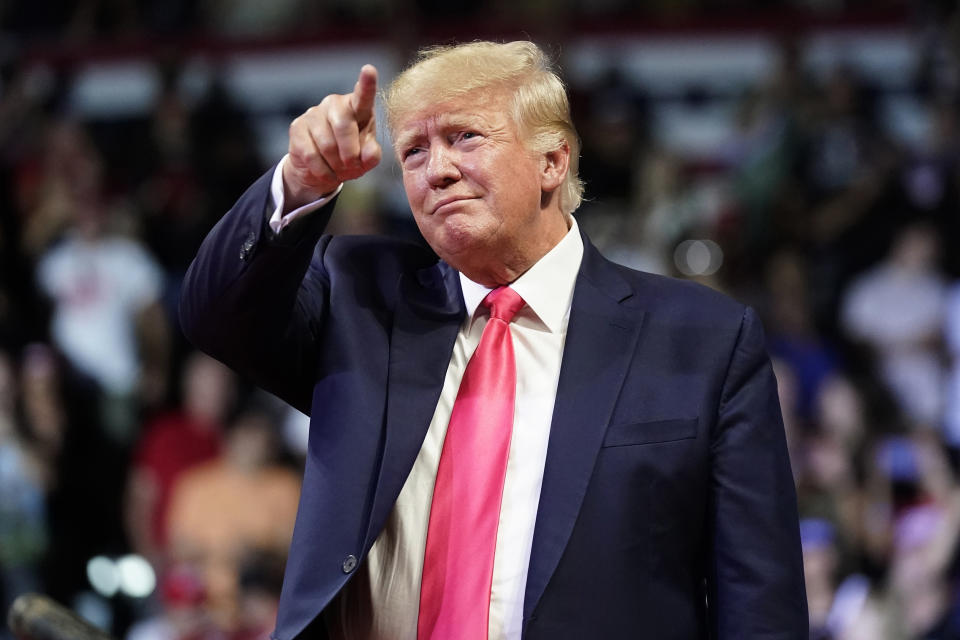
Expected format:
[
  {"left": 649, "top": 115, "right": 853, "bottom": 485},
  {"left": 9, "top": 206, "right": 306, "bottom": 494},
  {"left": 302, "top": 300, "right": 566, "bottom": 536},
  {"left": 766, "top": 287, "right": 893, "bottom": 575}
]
[
  {"left": 3, "top": 1, "right": 960, "bottom": 639},
  {"left": 0, "top": 14, "right": 306, "bottom": 637}
]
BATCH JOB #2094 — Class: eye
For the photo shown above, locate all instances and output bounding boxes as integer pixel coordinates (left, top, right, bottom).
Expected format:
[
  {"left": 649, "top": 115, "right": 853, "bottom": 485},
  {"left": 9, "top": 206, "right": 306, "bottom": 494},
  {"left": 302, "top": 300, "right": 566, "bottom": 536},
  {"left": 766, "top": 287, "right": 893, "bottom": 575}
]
[
  {"left": 402, "top": 147, "right": 423, "bottom": 161},
  {"left": 460, "top": 131, "right": 480, "bottom": 141}
]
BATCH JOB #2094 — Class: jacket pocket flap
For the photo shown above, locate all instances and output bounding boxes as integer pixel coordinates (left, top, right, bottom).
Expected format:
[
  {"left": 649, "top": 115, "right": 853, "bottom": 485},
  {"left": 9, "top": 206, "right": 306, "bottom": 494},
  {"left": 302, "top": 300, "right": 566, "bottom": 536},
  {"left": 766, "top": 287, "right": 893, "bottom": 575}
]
[{"left": 602, "top": 417, "right": 699, "bottom": 447}]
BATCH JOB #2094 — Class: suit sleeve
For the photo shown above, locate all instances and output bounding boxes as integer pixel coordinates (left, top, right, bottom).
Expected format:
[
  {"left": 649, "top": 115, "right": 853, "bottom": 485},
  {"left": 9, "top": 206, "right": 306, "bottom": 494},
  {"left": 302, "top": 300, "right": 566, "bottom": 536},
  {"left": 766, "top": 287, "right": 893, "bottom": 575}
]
[
  {"left": 178, "top": 167, "right": 336, "bottom": 414},
  {"left": 708, "top": 306, "right": 808, "bottom": 638}
]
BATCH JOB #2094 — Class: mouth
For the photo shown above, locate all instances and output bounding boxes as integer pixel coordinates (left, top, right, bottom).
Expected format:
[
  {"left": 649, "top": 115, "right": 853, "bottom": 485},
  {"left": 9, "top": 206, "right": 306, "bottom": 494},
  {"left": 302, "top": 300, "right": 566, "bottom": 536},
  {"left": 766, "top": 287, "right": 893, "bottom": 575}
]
[{"left": 431, "top": 196, "right": 476, "bottom": 215}]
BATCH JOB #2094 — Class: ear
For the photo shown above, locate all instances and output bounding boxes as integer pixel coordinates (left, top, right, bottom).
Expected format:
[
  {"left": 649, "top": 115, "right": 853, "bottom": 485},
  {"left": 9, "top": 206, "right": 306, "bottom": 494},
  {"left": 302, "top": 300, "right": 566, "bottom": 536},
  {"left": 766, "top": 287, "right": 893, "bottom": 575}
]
[{"left": 540, "top": 140, "right": 570, "bottom": 193}]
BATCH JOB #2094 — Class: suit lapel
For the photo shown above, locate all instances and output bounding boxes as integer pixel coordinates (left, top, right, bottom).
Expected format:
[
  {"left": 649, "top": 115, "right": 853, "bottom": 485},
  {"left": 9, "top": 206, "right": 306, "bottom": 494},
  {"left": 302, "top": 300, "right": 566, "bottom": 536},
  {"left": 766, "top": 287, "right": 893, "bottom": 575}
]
[
  {"left": 523, "top": 237, "right": 645, "bottom": 624},
  {"left": 363, "top": 261, "right": 464, "bottom": 551}
]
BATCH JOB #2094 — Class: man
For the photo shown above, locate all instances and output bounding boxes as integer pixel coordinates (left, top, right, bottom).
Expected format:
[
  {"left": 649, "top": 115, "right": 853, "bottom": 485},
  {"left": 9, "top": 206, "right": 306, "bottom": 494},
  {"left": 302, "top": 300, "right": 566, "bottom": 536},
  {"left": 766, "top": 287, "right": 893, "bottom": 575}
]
[{"left": 180, "top": 41, "right": 807, "bottom": 639}]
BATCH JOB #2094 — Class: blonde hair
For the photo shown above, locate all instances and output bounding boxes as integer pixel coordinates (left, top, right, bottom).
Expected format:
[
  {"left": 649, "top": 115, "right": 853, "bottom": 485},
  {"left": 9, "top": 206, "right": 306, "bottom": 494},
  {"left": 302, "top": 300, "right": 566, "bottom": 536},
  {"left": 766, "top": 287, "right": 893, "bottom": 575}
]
[{"left": 384, "top": 40, "right": 584, "bottom": 215}]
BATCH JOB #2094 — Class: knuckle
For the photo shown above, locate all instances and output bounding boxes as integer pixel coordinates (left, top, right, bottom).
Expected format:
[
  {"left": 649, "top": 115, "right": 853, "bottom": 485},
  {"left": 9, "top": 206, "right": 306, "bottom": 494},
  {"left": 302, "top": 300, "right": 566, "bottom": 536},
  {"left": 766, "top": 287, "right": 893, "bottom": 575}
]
[
  {"left": 320, "top": 94, "right": 345, "bottom": 114},
  {"left": 288, "top": 143, "right": 307, "bottom": 164},
  {"left": 302, "top": 152, "right": 321, "bottom": 169},
  {"left": 289, "top": 117, "right": 306, "bottom": 138},
  {"left": 329, "top": 104, "right": 356, "bottom": 129},
  {"left": 317, "top": 137, "right": 338, "bottom": 156},
  {"left": 330, "top": 118, "right": 353, "bottom": 134}
]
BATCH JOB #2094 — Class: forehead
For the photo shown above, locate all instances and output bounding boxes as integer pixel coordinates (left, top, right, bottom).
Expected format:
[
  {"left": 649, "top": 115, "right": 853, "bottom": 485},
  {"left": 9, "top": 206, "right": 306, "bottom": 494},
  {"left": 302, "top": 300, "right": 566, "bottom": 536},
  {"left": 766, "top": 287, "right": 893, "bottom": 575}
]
[{"left": 391, "top": 88, "right": 516, "bottom": 142}]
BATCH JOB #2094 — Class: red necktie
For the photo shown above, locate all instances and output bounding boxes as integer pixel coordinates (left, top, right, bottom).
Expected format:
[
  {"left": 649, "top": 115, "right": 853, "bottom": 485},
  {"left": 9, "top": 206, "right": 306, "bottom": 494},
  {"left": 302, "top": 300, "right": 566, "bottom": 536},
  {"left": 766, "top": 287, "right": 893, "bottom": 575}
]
[{"left": 418, "top": 286, "right": 525, "bottom": 640}]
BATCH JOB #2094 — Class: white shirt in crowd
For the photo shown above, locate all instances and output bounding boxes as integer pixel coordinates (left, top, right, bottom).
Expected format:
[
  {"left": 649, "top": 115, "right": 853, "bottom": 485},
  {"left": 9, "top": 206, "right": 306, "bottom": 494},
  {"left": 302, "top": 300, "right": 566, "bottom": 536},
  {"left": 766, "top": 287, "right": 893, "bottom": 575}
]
[{"left": 37, "top": 234, "right": 163, "bottom": 395}]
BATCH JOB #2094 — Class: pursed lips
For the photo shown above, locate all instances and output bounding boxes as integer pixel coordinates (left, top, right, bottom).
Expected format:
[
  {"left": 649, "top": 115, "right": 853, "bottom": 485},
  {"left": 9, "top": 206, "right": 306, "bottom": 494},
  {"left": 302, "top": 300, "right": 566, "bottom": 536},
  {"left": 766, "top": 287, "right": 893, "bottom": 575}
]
[{"left": 430, "top": 195, "right": 477, "bottom": 215}]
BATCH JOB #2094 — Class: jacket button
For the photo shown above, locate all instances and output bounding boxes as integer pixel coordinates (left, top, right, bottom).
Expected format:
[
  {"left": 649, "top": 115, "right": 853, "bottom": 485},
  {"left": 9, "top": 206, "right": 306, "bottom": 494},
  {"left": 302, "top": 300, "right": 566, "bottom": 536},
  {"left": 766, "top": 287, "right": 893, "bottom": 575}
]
[
  {"left": 239, "top": 231, "right": 256, "bottom": 261},
  {"left": 342, "top": 555, "right": 358, "bottom": 574}
]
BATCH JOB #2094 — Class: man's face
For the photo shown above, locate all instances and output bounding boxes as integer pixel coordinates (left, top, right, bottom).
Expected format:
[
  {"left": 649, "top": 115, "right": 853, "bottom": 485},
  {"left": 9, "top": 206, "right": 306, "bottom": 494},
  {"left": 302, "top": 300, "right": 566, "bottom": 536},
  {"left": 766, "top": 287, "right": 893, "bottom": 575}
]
[{"left": 393, "top": 87, "right": 552, "bottom": 282}]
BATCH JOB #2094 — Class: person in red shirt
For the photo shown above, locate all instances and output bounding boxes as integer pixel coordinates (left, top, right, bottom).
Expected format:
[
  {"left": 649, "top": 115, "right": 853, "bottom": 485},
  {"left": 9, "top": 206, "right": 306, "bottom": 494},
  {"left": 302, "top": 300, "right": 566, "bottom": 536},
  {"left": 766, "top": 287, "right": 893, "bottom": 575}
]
[{"left": 126, "top": 351, "right": 235, "bottom": 566}]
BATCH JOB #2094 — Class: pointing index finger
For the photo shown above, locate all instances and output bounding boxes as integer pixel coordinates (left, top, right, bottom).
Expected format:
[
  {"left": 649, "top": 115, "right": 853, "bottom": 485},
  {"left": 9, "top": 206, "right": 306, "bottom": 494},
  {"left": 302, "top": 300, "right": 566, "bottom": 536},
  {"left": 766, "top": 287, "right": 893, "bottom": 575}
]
[{"left": 351, "top": 64, "right": 378, "bottom": 129}]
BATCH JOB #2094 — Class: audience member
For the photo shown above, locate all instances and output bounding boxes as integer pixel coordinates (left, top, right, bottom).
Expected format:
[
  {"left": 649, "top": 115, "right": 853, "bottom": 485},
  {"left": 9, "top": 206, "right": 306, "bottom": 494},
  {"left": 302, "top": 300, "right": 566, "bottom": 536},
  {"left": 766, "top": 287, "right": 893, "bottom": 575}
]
[
  {"left": 0, "top": 351, "right": 48, "bottom": 639},
  {"left": 841, "top": 224, "right": 948, "bottom": 429},
  {"left": 126, "top": 352, "right": 235, "bottom": 567},
  {"left": 33, "top": 124, "right": 170, "bottom": 440},
  {"left": 166, "top": 409, "right": 300, "bottom": 631}
]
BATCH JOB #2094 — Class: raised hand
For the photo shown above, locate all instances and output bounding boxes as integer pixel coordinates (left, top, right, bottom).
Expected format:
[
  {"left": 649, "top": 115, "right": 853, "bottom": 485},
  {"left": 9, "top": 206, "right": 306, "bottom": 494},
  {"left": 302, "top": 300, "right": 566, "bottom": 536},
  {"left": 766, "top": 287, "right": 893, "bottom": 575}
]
[{"left": 282, "top": 64, "right": 382, "bottom": 210}]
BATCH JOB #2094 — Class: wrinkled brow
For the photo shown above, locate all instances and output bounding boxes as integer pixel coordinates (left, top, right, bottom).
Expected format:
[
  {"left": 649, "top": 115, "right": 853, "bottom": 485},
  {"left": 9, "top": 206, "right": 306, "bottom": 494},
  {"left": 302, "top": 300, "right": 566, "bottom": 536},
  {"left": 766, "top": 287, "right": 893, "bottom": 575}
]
[{"left": 393, "top": 111, "right": 497, "bottom": 152}]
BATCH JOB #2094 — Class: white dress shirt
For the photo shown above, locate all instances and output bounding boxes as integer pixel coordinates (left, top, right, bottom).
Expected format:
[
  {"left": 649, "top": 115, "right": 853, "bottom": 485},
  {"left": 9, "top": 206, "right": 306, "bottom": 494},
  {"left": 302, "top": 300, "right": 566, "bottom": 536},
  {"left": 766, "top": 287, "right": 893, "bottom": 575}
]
[{"left": 268, "top": 158, "right": 584, "bottom": 640}]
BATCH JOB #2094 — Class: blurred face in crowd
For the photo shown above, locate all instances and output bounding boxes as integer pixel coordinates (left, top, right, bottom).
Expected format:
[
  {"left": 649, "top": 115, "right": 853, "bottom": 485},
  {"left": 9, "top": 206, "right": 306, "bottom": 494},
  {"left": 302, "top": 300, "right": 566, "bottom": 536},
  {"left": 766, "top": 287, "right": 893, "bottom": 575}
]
[
  {"left": 183, "top": 352, "right": 235, "bottom": 426},
  {"left": 227, "top": 412, "right": 277, "bottom": 471},
  {"left": 891, "top": 224, "right": 938, "bottom": 273},
  {"left": 394, "top": 86, "right": 569, "bottom": 286}
]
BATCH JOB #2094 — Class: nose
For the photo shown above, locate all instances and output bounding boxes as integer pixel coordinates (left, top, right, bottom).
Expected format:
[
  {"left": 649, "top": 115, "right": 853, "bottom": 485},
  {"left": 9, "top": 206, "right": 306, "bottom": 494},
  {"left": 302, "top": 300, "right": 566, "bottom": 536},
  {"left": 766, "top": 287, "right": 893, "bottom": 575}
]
[{"left": 426, "top": 144, "right": 461, "bottom": 187}]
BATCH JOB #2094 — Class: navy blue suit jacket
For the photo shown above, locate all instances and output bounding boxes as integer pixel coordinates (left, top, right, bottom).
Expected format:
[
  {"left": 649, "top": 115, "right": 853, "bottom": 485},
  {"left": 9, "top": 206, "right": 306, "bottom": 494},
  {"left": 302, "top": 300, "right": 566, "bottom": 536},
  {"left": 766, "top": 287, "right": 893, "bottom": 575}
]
[{"left": 180, "top": 169, "right": 808, "bottom": 639}]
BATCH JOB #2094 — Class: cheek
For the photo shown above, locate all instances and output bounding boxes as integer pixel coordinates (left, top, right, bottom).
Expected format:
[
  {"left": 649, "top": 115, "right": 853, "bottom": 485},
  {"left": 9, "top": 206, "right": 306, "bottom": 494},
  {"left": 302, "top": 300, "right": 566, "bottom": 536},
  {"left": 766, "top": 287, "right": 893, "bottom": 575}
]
[
  {"left": 402, "top": 175, "right": 427, "bottom": 214},
  {"left": 491, "top": 156, "right": 539, "bottom": 200},
  {"left": 401, "top": 173, "right": 418, "bottom": 200}
]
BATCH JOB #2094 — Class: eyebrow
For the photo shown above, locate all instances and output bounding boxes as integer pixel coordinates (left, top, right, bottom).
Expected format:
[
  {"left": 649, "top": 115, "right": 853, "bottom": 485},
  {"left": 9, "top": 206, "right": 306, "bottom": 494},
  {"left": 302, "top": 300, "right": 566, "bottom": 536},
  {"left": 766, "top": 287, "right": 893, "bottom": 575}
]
[
  {"left": 394, "top": 112, "right": 493, "bottom": 152},
  {"left": 393, "top": 132, "right": 417, "bottom": 154}
]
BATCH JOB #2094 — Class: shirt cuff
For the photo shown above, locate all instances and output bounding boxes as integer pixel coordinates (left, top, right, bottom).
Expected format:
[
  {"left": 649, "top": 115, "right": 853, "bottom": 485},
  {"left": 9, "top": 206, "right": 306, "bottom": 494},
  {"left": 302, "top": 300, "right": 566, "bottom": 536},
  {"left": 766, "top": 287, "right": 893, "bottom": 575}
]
[{"left": 268, "top": 154, "right": 343, "bottom": 234}]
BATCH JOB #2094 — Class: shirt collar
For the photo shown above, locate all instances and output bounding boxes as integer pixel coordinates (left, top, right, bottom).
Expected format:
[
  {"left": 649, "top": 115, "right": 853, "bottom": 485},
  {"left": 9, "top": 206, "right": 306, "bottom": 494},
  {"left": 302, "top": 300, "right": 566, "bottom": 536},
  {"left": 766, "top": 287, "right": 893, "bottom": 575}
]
[{"left": 459, "top": 217, "right": 584, "bottom": 333}]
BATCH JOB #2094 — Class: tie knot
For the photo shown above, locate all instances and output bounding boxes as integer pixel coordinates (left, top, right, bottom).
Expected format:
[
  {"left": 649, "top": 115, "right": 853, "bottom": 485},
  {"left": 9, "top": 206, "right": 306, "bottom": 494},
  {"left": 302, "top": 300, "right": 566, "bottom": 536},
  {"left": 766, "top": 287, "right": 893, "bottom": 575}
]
[{"left": 481, "top": 287, "right": 525, "bottom": 323}]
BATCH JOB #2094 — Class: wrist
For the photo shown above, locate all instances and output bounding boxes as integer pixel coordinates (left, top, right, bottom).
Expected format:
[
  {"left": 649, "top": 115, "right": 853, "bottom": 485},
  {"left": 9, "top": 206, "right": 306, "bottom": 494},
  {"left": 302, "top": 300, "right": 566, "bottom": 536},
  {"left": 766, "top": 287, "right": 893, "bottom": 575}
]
[{"left": 281, "top": 159, "right": 339, "bottom": 213}]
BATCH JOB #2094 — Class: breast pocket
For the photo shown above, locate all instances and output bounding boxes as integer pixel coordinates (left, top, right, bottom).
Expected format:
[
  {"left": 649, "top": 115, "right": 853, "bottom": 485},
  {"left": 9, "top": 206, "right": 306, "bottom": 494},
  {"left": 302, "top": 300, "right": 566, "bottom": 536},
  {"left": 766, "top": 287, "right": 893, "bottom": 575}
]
[{"left": 601, "top": 417, "right": 699, "bottom": 448}]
